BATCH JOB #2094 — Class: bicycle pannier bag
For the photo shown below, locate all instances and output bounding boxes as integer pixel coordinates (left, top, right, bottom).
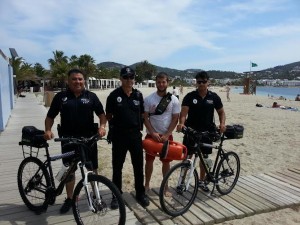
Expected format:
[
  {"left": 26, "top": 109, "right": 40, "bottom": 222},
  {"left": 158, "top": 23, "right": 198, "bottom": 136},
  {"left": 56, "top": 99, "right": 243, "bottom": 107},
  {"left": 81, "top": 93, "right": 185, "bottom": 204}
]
[
  {"left": 21, "top": 126, "right": 47, "bottom": 148},
  {"left": 224, "top": 124, "right": 244, "bottom": 139}
]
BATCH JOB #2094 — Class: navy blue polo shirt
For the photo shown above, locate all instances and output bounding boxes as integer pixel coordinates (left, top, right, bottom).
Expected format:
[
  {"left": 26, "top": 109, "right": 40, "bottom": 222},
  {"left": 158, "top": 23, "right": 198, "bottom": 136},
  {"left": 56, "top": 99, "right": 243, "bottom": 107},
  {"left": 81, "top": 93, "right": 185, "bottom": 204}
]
[
  {"left": 106, "top": 87, "right": 144, "bottom": 131},
  {"left": 47, "top": 89, "right": 104, "bottom": 136},
  {"left": 182, "top": 90, "right": 223, "bottom": 131}
]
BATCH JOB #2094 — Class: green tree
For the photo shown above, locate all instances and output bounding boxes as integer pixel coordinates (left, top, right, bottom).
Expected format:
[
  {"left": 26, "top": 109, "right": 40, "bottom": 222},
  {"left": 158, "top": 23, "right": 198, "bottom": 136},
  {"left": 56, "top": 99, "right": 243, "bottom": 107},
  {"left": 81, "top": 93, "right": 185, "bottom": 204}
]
[
  {"left": 69, "top": 55, "right": 79, "bottom": 68},
  {"left": 77, "top": 54, "right": 96, "bottom": 80},
  {"left": 10, "top": 57, "right": 24, "bottom": 79},
  {"left": 34, "top": 63, "right": 46, "bottom": 78},
  {"left": 135, "top": 60, "right": 156, "bottom": 83},
  {"left": 19, "top": 62, "right": 35, "bottom": 80},
  {"left": 48, "top": 50, "right": 69, "bottom": 87}
]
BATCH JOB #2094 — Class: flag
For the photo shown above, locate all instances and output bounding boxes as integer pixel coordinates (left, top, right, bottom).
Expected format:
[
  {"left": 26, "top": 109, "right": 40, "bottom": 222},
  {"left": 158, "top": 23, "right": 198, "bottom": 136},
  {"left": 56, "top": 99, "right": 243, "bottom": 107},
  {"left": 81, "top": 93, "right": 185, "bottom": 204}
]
[{"left": 251, "top": 62, "right": 258, "bottom": 67}]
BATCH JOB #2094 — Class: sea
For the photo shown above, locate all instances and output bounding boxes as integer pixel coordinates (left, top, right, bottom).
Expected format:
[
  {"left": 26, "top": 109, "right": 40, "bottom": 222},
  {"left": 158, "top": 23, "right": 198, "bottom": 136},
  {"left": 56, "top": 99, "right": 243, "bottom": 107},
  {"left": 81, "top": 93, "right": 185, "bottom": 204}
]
[{"left": 232, "top": 86, "right": 300, "bottom": 100}]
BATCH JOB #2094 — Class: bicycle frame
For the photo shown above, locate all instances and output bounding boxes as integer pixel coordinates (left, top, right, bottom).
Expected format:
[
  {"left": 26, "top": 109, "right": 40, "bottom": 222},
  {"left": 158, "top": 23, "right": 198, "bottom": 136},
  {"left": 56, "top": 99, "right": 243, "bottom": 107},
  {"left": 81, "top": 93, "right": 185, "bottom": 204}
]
[
  {"left": 183, "top": 134, "right": 227, "bottom": 194},
  {"left": 27, "top": 137, "right": 103, "bottom": 210}
]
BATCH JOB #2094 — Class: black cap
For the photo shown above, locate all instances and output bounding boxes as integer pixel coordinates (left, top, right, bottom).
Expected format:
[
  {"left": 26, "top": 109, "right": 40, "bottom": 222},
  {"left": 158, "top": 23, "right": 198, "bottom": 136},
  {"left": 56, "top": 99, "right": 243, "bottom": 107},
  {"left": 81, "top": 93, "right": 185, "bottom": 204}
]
[{"left": 120, "top": 66, "right": 135, "bottom": 77}]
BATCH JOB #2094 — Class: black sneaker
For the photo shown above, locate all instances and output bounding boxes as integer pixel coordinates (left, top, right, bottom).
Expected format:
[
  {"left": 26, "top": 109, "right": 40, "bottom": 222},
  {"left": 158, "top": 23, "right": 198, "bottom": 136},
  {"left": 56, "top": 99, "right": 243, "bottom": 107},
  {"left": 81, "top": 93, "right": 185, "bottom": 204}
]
[
  {"left": 136, "top": 194, "right": 150, "bottom": 207},
  {"left": 60, "top": 198, "right": 72, "bottom": 214},
  {"left": 198, "top": 181, "right": 210, "bottom": 192},
  {"left": 111, "top": 197, "right": 119, "bottom": 209}
]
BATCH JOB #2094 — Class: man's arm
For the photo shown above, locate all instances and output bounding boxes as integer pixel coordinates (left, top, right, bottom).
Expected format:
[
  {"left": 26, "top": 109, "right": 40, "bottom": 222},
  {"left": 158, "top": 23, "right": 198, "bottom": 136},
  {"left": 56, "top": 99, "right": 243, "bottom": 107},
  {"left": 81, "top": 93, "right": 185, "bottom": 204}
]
[
  {"left": 177, "top": 106, "right": 189, "bottom": 131},
  {"left": 44, "top": 117, "right": 54, "bottom": 140},
  {"left": 98, "top": 113, "right": 107, "bottom": 137},
  {"left": 161, "top": 113, "right": 179, "bottom": 142},
  {"left": 216, "top": 107, "right": 226, "bottom": 133},
  {"left": 143, "top": 112, "right": 162, "bottom": 142}
]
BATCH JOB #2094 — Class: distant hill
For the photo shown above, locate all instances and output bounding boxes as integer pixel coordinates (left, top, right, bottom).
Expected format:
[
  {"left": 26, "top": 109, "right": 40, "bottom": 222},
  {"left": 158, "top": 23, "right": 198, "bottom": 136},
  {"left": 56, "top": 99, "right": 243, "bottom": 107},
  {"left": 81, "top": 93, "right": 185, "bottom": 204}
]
[{"left": 97, "top": 61, "right": 300, "bottom": 80}]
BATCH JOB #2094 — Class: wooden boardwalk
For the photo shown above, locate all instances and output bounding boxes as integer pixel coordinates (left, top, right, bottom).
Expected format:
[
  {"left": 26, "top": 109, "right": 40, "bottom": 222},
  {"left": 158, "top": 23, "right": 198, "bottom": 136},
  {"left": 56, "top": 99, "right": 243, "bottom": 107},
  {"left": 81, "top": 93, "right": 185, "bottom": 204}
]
[
  {"left": 125, "top": 169, "right": 300, "bottom": 225},
  {"left": 1, "top": 93, "right": 300, "bottom": 225}
]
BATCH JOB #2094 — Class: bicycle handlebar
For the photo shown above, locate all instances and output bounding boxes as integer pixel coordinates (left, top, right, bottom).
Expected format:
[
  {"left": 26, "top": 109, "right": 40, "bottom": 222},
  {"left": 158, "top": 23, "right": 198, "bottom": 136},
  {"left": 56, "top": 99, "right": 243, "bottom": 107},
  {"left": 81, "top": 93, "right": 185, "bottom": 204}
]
[
  {"left": 54, "top": 134, "right": 106, "bottom": 144},
  {"left": 181, "top": 126, "right": 222, "bottom": 142}
]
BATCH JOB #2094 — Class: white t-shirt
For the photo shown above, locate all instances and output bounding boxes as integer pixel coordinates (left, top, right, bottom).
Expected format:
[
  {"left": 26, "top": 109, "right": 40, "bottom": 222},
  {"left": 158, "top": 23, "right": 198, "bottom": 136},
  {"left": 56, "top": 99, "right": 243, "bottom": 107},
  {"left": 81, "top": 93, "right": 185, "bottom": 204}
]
[{"left": 144, "top": 92, "right": 180, "bottom": 134}]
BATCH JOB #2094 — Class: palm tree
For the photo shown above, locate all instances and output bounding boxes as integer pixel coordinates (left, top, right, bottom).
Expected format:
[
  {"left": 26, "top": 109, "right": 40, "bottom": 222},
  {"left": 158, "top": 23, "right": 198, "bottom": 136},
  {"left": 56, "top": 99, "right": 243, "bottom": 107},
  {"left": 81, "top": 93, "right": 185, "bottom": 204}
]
[
  {"left": 69, "top": 55, "right": 79, "bottom": 68},
  {"left": 10, "top": 57, "right": 24, "bottom": 79},
  {"left": 77, "top": 54, "right": 96, "bottom": 80},
  {"left": 48, "top": 50, "right": 69, "bottom": 89}
]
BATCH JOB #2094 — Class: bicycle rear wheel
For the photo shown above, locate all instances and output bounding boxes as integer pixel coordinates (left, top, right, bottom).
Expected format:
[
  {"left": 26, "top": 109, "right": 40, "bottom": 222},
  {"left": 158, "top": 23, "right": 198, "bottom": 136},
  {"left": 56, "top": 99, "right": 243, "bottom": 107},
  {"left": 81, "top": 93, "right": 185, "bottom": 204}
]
[
  {"left": 216, "top": 151, "right": 240, "bottom": 195},
  {"left": 17, "top": 157, "right": 51, "bottom": 212},
  {"left": 73, "top": 174, "right": 126, "bottom": 225},
  {"left": 159, "top": 162, "right": 198, "bottom": 217}
]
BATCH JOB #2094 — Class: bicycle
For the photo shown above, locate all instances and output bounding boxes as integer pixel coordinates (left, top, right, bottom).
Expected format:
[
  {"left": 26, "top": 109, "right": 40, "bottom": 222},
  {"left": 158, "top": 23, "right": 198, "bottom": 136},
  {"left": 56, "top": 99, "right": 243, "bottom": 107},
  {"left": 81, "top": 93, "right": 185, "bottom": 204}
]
[
  {"left": 159, "top": 126, "right": 240, "bottom": 217},
  {"left": 17, "top": 129, "right": 126, "bottom": 225}
]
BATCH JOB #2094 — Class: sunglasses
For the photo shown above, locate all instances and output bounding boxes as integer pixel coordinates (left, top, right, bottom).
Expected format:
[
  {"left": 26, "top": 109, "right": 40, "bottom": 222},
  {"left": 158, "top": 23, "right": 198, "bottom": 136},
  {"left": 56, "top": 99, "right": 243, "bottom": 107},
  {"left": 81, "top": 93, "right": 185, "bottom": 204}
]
[
  {"left": 122, "top": 75, "right": 135, "bottom": 80},
  {"left": 197, "top": 80, "right": 208, "bottom": 84}
]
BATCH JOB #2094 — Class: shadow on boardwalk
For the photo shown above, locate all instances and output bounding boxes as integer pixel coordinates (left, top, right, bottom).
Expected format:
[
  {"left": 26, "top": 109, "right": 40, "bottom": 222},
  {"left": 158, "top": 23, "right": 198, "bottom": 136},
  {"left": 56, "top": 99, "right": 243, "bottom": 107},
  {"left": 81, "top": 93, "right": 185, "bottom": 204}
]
[{"left": 1, "top": 93, "right": 300, "bottom": 225}]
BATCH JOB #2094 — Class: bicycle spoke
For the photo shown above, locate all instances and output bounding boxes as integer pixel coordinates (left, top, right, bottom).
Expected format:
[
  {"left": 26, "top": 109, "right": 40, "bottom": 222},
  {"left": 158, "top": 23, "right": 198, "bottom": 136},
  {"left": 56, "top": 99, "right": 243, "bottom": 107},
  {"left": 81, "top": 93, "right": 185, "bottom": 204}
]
[
  {"left": 73, "top": 174, "right": 126, "bottom": 225},
  {"left": 159, "top": 163, "right": 198, "bottom": 216},
  {"left": 216, "top": 152, "right": 240, "bottom": 195}
]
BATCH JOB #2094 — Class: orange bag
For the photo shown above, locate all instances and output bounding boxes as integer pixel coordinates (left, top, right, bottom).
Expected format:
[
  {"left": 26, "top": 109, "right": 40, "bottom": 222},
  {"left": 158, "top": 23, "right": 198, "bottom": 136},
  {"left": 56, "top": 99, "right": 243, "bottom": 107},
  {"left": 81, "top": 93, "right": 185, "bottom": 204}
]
[{"left": 142, "top": 138, "right": 187, "bottom": 161}]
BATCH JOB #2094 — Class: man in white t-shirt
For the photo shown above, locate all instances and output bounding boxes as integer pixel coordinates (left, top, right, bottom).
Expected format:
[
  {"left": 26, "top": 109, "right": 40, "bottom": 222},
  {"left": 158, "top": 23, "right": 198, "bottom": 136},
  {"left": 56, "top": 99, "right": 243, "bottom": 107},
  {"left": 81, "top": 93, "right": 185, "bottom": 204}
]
[{"left": 144, "top": 72, "right": 180, "bottom": 195}]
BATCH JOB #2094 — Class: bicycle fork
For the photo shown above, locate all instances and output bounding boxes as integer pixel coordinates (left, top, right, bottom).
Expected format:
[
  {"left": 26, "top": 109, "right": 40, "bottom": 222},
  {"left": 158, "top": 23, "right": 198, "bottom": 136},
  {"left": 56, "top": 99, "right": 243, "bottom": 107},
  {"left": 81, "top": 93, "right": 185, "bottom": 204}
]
[
  {"left": 81, "top": 169, "right": 103, "bottom": 213},
  {"left": 178, "top": 158, "right": 198, "bottom": 191}
]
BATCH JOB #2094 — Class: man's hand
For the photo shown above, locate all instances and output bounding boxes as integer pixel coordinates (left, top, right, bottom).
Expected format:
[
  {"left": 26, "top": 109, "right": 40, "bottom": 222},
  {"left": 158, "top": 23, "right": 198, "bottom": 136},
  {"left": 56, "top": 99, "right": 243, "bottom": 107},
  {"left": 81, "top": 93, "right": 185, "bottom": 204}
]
[
  {"left": 176, "top": 124, "right": 185, "bottom": 132},
  {"left": 219, "top": 124, "right": 226, "bottom": 133},
  {"left": 98, "top": 127, "right": 106, "bottom": 137},
  {"left": 44, "top": 130, "right": 54, "bottom": 140}
]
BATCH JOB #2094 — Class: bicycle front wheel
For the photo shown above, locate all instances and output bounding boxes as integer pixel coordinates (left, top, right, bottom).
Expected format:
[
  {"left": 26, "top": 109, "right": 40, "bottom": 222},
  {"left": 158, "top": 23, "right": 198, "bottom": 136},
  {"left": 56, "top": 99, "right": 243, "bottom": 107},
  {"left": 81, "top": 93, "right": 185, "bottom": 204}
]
[
  {"left": 159, "top": 162, "right": 198, "bottom": 217},
  {"left": 17, "top": 157, "right": 51, "bottom": 212},
  {"left": 73, "top": 174, "right": 126, "bottom": 225},
  {"left": 216, "top": 151, "right": 240, "bottom": 195}
]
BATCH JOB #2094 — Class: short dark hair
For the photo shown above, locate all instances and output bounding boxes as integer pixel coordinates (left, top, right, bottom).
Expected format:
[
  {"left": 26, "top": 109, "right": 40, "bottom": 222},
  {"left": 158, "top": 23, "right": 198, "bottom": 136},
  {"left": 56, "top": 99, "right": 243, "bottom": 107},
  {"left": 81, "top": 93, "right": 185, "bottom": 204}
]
[
  {"left": 195, "top": 71, "right": 209, "bottom": 80},
  {"left": 68, "top": 68, "right": 84, "bottom": 77},
  {"left": 156, "top": 72, "right": 169, "bottom": 81}
]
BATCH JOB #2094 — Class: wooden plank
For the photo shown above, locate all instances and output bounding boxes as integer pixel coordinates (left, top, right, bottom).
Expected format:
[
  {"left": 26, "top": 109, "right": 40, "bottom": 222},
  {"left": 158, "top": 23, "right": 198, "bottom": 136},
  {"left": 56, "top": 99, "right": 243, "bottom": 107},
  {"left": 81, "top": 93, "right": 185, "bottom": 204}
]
[
  {"left": 211, "top": 197, "right": 244, "bottom": 219},
  {"left": 220, "top": 194, "right": 255, "bottom": 217},
  {"left": 257, "top": 174, "right": 300, "bottom": 197},
  {"left": 155, "top": 187, "right": 205, "bottom": 225},
  {"left": 123, "top": 192, "right": 158, "bottom": 225},
  {"left": 288, "top": 168, "right": 300, "bottom": 175},
  {"left": 266, "top": 172, "right": 300, "bottom": 188},
  {"left": 144, "top": 189, "right": 175, "bottom": 225},
  {"left": 234, "top": 183, "right": 278, "bottom": 211},
  {"left": 151, "top": 188, "right": 193, "bottom": 225},
  {"left": 196, "top": 191, "right": 236, "bottom": 221},
  {"left": 245, "top": 175, "right": 300, "bottom": 203},
  {"left": 180, "top": 188, "right": 216, "bottom": 225},
  {"left": 238, "top": 177, "right": 291, "bottom": 206},
  {"left": 229, "top": 188, "right": 270, "bottom": 213},
  {"left": 277, "top": 170, "right": 300, "bottom": 182}
]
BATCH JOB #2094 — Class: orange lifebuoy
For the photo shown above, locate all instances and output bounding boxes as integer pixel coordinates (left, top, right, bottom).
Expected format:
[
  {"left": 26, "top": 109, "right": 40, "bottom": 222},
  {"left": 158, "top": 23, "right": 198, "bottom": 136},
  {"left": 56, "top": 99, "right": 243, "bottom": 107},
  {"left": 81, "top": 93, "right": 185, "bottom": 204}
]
[{"left": 142, "top": 138, "right": 187, "bottom": 161}]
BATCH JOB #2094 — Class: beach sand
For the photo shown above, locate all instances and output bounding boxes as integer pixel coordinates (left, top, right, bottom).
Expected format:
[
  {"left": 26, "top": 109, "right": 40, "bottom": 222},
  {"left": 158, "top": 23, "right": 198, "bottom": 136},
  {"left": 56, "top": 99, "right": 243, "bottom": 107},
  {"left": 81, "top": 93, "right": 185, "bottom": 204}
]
[{"left": 42, "top": 86, "right": 300, "bottom": 224}]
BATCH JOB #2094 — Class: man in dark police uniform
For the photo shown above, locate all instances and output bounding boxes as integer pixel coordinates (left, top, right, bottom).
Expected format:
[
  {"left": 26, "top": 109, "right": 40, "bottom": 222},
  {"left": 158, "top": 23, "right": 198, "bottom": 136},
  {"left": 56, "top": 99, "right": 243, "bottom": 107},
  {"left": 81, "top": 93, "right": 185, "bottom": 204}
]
[
  {"left": 177, "top": 71, "right": 226, "bottom": 192},
  {"left": 44, "top": 68, "right": 106, "bottom": 213},
  {"left": 106, "top": 66, "right": 150, "bottom": 208}
]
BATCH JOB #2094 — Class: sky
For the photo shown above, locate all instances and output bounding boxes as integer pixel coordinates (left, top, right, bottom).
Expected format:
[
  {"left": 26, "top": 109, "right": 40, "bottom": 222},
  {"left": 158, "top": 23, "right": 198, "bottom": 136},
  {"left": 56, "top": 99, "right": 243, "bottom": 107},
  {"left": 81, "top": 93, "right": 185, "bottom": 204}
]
[{"left": 0, "top": 0, "right": 300, "bottom": 73}]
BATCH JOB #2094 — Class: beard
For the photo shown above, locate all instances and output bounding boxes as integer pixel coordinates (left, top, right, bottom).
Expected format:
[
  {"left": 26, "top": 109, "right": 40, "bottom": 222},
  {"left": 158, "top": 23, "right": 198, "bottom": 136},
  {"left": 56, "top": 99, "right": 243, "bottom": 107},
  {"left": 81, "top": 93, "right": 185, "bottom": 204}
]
[{"left": 157, "top": 87, "right": 167, "bottom": 93}]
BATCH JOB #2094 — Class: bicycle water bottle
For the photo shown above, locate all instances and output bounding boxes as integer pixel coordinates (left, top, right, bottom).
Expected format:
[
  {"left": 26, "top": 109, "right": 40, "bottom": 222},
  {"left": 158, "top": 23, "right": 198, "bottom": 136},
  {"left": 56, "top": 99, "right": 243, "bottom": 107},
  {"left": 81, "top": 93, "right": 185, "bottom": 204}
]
[{"left": 55, "top": 164, "right": 69, "bottom": 181}]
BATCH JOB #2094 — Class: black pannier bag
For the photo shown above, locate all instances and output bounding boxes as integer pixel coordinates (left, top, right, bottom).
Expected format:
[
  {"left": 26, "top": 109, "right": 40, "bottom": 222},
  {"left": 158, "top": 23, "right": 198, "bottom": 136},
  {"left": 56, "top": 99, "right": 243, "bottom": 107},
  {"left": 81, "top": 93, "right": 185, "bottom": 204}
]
[
  {"left": 20, "top": 126, "right": 47, "bottom": 148},
  {"left": 224, "top": 124, "right": 244, "bottom": 139}
]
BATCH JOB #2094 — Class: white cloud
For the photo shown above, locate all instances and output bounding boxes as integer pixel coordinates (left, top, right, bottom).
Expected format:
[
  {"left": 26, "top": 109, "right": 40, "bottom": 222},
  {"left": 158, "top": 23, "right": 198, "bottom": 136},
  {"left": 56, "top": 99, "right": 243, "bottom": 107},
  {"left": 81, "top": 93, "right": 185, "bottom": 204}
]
[{"left": 0, "top": 0, "right": 299, "bottom": 72}]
